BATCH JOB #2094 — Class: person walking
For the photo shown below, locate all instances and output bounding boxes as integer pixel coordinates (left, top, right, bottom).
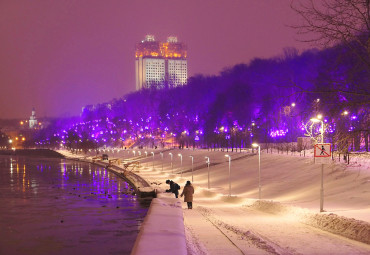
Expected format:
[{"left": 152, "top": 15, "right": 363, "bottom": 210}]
[{"left": 181, "top": 180, "right": 194, "bottom": 209}]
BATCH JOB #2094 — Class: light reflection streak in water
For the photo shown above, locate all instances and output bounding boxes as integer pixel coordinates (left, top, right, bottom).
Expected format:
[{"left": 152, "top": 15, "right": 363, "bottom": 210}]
[
  {"left": 16, "top": 163, "right": 20, "bottom": 192},
  {"left": 9, "top": 158, "right": 14, "bottom": 192},
  {"left": 10, "top": 158, "right": 13, "bottom": 176}
]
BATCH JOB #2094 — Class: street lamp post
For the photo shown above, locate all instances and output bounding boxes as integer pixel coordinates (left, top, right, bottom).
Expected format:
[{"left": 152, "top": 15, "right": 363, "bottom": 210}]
[
  {"left": 145, "top": 151, "right": 148, "bottom": 167},
  {"left": 151, "top": 152, "right": 154, "bottom": 170},
  {"left": 189, "top": 156, "right": 194, "bottom": 182},
  {"left": 160, "top": 152, "right": 163, "bottom": 171},
  {"left": 225, "top": 155, "right": 231, "bottom": 196},
  {"left": 311, "top": 117, "right": 326, "bottom": 212},
  {"left": 178, "top": 153, "right": 183, "bottom": 177},
  {"left": 205, "top": 157, "right": 210, "bottom": 189},
  {"left": 252, "top": 143, "right": 261, "bottom": 199},
  {"left": 169, "top": 153, "right": 173, "bottom": 173}
]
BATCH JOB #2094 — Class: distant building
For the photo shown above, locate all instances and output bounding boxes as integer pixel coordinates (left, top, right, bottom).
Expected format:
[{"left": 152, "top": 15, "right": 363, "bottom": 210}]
[
  {"left": 135, "top": 35, "right": 188, "bottom": 90},
  {"left": 29, "top": 108, "right": 38, "bottom": 129}
]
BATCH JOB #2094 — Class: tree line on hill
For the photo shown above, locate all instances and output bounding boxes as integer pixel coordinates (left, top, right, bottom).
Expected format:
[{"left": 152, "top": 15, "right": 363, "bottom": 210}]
[{"left": 34, "top": 38, "right": 369, "bottom": 153}]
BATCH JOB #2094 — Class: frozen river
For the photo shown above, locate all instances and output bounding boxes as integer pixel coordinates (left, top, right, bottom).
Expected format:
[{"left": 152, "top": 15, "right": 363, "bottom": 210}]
[{"left": 0, "top": 155, "right": 148, "bottom": 255}]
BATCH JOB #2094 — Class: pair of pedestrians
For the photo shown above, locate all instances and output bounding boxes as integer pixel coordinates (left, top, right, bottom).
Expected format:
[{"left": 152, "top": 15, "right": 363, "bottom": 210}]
[{"left": 166, "top": 179, "right": 194, "bottom": 209}]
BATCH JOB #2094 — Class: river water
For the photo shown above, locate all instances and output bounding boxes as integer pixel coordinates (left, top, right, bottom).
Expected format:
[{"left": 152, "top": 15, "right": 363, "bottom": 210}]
[{"left": 0, "top": 156, "right": 148, "bottom": 255}]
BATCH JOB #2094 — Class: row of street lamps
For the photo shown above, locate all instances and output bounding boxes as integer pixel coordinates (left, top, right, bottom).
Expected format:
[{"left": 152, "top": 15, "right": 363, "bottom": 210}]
[
  {"left": 126, "top": 144, "right": 263, "bottom": 199},
  {"left": 125, "top": 114, "right": 330, "bottom": 211},
  {"left": 123, "top": 145, "right": 262, "bottom": 198}
]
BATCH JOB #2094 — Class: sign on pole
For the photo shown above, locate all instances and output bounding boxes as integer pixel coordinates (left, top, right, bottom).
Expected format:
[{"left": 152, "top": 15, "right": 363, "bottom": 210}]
[
  {"left": 314, "top": 143, "right": 332, "bottom": 212},
  {"left": 314, "top": 143, "right": 331, "bottom": 164}
]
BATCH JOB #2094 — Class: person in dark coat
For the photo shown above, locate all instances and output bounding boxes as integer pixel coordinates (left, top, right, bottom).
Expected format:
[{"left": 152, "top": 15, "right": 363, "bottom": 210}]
[
  {"left": 165, "top": 179, "right": 179, "bottom": 198},
  {"left": 181, "top": 180, "right": 194, "bottom": 209}
]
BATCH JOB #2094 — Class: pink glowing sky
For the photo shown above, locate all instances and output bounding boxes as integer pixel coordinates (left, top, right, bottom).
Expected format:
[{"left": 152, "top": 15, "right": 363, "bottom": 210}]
[{"left": 0, "top": 0, "right": 310, "bottom": 119}]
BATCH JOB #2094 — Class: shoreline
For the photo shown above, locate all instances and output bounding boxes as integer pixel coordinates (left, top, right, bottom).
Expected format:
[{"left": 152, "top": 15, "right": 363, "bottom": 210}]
[
  {"left": 0, "top": 148, "right": 156, "bottom": 201},
  {"left": 0, "top": 149, "right": 65, "bottom": 158},
  {"left": 63, "top": 153, "right": 157, "bottom": 201}
]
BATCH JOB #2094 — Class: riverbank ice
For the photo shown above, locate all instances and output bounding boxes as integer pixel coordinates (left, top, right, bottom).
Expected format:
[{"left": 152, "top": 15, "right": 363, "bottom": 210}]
[
  {"left": 131, "top": 193, "right": 187, "bottom": 255},
  {"left": 58, "top": 152, "right": 157, "bottom": 200},
  {"left": 107, "top": 165, "right": 156, "bottom": 199}
]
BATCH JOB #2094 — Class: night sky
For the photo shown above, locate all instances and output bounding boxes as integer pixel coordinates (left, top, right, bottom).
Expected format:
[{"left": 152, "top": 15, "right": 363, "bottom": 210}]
[{"left": 0, "top": 0, "right": 310, "bottom": 119}]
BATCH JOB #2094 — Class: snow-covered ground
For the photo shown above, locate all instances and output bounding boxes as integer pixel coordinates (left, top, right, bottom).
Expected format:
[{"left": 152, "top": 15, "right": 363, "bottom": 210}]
[{"left": 62, "top": 148, "right": 370, "bottom": 254}]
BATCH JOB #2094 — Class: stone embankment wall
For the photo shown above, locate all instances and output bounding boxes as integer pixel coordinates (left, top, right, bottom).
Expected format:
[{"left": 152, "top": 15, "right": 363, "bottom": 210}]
[{"left": 0, "top": 149, "right": 65, "bottom": 158}]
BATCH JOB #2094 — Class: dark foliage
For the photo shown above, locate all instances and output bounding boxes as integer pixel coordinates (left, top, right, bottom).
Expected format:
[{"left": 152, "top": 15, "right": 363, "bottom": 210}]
[{"left": 35, "top": 42, "right": 369, "bottom": 152}]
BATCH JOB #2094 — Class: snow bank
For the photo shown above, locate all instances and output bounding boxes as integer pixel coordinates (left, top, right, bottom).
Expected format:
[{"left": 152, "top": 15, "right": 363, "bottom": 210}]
[
  {"left": 247, "top": 200, "right": 370, "bottom": 245},
  {"left": 306, "top": 213, "right": 370, "bottom": 245},
  {"left": 131, "top": 194, "right": 186, "bottom": 255}
]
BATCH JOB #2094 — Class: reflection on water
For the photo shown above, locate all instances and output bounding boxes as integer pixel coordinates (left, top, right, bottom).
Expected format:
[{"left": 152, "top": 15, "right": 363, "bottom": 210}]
[{"left": 0, "top": 156, "right": 148, "bottom": 255}]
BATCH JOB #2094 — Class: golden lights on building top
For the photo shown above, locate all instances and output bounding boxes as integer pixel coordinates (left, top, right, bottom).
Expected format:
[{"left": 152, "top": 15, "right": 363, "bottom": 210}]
[{"left": 135, "top": 35, "right": 187, "bottom": 59}]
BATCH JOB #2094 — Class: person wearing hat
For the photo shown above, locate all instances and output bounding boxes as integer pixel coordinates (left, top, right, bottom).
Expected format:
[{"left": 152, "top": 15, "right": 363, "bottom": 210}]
[
  {"left": 181, "top": 180, "right": 194, "bottom": 209},
  {"left": 165, "top": 179, "right": 180, "bottom": 198}
]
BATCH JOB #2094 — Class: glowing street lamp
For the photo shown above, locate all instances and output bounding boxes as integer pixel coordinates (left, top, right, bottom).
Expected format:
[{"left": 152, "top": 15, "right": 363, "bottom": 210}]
[
  {"left": 225, "top": 155, "right": 231, "bottom": 196},
  {"left": 169, "top": 153, "right": 173, "bottom": 172},
  {"left": 133, "top": 150, "right": 136, "bottom": 156},
  {"left": 178, "top": 153, "right": 183, "bottom": 177},
  {"left": 252, "top": 143, "right": 261, "bottom": 199},
  {"left": 189, "top": 156, "right": 194, "bottom": 182},
  {"left": 205, "top": 157, "right": 210, "bottom": 189}
]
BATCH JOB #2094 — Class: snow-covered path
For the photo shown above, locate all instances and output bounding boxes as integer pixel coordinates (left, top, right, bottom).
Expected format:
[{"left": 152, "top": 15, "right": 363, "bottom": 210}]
[
  {"left": 184, "top": 209, "right": 246, "bottom": 255},
  {"left": 184, "top": 203, "right": 370, "bottom": 255}
]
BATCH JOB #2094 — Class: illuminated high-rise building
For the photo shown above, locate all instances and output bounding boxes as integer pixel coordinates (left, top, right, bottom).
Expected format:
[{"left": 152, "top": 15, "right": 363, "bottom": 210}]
[{"left": 135, "top": 35, "right": 187, "bottom": 90}]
